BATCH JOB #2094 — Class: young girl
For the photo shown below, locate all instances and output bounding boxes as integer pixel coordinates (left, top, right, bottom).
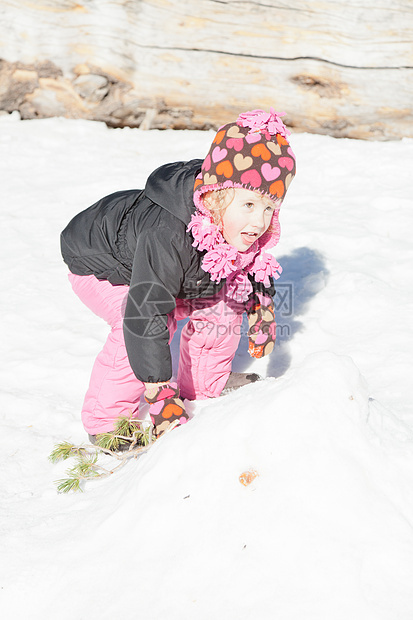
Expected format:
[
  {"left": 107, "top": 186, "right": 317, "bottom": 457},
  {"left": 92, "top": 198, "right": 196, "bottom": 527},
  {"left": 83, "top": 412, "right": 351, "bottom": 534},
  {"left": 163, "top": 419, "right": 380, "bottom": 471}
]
[{"left": 60, "top": 109, "right": 296, "bottom": 441}]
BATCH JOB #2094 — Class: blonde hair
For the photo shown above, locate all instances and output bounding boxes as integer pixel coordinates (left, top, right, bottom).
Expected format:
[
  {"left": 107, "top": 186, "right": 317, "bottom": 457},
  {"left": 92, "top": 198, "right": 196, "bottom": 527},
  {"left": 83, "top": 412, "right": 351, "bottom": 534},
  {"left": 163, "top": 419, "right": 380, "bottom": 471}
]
[{"left": 201, "top": 189, "right": 235, "bottom": 227}]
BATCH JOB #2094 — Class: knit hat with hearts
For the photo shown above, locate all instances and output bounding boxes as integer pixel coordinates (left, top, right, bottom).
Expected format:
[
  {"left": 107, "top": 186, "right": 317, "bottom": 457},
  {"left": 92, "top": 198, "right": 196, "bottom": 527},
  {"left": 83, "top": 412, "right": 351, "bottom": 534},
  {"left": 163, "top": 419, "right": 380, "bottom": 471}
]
[{"left": 193, "top": 108, "right": 296, "bottom": 210}]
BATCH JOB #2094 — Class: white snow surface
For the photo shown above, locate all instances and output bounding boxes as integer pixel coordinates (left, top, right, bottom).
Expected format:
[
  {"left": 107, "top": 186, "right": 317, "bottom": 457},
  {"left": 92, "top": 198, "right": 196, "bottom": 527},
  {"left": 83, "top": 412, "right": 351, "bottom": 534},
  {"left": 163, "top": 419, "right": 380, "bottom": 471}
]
[{"left": 1, "top": 113, "right": 413, "bottom": 619}]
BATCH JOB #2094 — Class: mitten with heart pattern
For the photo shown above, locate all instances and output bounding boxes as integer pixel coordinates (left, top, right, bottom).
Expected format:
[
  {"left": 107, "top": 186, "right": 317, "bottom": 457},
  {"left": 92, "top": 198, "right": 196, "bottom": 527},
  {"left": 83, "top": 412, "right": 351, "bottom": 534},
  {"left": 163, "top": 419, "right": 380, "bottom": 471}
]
[
  {"left": 247, "top": 297, "right": 277, "bottom": 358},
  {"left": 144, "top": 382, "right": 189, "bottom": 437}
]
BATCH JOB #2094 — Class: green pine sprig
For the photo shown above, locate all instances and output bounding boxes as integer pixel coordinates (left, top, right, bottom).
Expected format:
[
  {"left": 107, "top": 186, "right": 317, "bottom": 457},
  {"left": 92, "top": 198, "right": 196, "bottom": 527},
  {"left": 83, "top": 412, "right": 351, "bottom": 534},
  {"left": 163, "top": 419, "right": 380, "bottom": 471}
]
[
  {"left": 93, "top": 416, "right": 153, "bottom": 452},
  {"left": 49, "top": 415, "right": 155, "bottom": 493},
  {"left": 48, "top": 441, "right": 88, "bottom": 463}
]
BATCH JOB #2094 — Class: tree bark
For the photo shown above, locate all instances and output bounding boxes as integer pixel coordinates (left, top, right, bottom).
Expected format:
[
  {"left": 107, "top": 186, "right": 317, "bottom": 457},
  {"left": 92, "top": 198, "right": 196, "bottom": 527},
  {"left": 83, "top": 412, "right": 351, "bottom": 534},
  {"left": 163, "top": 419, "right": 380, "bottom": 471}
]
[{"left": 0, "top": 0, "right": 412, "bottom": 139}]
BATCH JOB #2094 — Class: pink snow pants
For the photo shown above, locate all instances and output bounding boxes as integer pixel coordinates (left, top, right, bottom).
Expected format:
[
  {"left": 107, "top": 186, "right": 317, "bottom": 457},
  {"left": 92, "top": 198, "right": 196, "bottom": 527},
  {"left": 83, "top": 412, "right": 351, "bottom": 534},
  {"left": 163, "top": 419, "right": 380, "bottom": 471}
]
[{"left": 68, "top": 274, "right": 244, "bottom": 434}]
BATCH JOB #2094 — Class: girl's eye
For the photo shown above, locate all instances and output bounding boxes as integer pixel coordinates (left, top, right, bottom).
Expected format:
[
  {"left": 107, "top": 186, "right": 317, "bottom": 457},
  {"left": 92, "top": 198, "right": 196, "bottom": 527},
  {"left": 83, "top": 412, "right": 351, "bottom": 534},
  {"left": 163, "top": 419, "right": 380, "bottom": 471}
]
[
  {"left": 265, "top": 205, "right": 275, "bottom": 213},
  {"left": 244, "top": 202, "right": 254, "bottom": 209}
]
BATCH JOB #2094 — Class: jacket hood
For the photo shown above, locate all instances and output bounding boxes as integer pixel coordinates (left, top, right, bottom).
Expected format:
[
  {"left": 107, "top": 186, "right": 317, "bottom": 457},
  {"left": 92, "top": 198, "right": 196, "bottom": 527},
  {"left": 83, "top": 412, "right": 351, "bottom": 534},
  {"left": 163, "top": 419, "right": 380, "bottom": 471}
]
[{"left": 144, "top": 159, "right": 203, "bottom": 226}]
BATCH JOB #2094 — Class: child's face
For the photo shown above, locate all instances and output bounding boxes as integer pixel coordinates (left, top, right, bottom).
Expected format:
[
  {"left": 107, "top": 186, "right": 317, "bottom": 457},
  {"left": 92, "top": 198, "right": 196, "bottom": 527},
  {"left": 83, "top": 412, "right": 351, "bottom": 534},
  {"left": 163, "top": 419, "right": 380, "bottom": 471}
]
[{"left": 221, "top": 188, "right": 277, "bottom": 252}]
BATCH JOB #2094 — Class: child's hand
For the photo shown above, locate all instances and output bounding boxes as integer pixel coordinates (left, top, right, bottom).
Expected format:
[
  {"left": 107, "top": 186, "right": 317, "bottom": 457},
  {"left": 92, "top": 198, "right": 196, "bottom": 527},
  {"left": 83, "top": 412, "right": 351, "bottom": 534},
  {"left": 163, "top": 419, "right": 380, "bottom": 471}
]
[
  {"left": 144, "top": 382, "right": 188, "bottom": 437},
  {"left": 247, "top": 300, "right": 276, "bottom": 358}
]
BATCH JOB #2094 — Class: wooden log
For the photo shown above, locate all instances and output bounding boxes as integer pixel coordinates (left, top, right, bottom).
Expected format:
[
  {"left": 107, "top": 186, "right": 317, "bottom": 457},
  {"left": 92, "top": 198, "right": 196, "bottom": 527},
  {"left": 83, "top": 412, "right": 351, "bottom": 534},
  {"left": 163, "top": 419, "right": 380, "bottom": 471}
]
[{"left": 0, "top": 0, "right": 412, "bottom": 139}]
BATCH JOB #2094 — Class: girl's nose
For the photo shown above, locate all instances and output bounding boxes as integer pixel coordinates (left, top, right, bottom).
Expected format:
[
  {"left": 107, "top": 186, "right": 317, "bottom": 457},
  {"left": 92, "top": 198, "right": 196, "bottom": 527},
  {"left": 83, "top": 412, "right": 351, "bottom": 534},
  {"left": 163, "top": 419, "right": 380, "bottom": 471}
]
[{"left": 252, "top": 209, "right": 265, "bottom": 228}]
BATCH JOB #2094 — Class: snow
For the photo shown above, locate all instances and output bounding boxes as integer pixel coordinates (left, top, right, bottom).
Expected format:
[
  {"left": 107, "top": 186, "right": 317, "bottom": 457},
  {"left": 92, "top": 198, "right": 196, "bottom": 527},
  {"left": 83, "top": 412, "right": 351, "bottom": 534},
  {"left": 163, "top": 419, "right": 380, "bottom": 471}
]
[{"left": 1, "top": 112, "right": 413, "bottom": 619}]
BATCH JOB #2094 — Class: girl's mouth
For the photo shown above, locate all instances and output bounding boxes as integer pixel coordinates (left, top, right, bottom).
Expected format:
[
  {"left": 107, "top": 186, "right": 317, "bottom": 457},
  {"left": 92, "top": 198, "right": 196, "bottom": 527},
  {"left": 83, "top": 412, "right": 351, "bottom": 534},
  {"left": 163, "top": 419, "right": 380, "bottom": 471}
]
[{"left": 241, "top": 232, "right": 259, "bottom": 244}]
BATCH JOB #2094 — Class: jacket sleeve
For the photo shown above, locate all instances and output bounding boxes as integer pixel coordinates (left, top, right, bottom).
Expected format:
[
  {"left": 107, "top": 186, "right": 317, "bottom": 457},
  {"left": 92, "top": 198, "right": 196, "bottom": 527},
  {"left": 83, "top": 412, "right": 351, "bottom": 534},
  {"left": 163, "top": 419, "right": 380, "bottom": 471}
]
[{"left": 123, "top": 226, "right": 187, "bottom": 383}]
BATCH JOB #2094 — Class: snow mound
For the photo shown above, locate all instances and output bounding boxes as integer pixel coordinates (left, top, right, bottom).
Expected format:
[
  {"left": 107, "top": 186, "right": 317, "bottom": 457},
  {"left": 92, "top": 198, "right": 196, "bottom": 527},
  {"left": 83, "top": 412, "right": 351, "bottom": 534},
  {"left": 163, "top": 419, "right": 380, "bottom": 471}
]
[{"left": 32, "top": 353, "right": 413, "bottom": 620}]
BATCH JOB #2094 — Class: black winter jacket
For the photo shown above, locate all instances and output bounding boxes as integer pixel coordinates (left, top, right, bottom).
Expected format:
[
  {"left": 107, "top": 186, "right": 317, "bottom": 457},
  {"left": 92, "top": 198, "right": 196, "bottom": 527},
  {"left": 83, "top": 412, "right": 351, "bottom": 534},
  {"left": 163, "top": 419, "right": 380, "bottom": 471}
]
[{"left": 61, "top": 160, "right": 274, "bottom": 383}]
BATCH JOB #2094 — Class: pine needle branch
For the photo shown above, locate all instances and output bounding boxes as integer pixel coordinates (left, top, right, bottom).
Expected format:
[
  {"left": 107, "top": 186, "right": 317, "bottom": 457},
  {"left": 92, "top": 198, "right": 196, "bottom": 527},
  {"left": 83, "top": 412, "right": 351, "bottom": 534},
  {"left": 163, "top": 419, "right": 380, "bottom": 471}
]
[
  {"left": 56, "top": 476, "right": 83, "bottom": 494},
  {"left": 50, "top": 414, "right": 178, "bottom": 493},
  {"left": 48, "top": 441, "right": 88, "bottom": 463},
  {"left": 93, "top": 415, "right": 153, "bottom": 453},
  {"left": 54, "top": 450, "right": 134, "bottom": 493}
]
